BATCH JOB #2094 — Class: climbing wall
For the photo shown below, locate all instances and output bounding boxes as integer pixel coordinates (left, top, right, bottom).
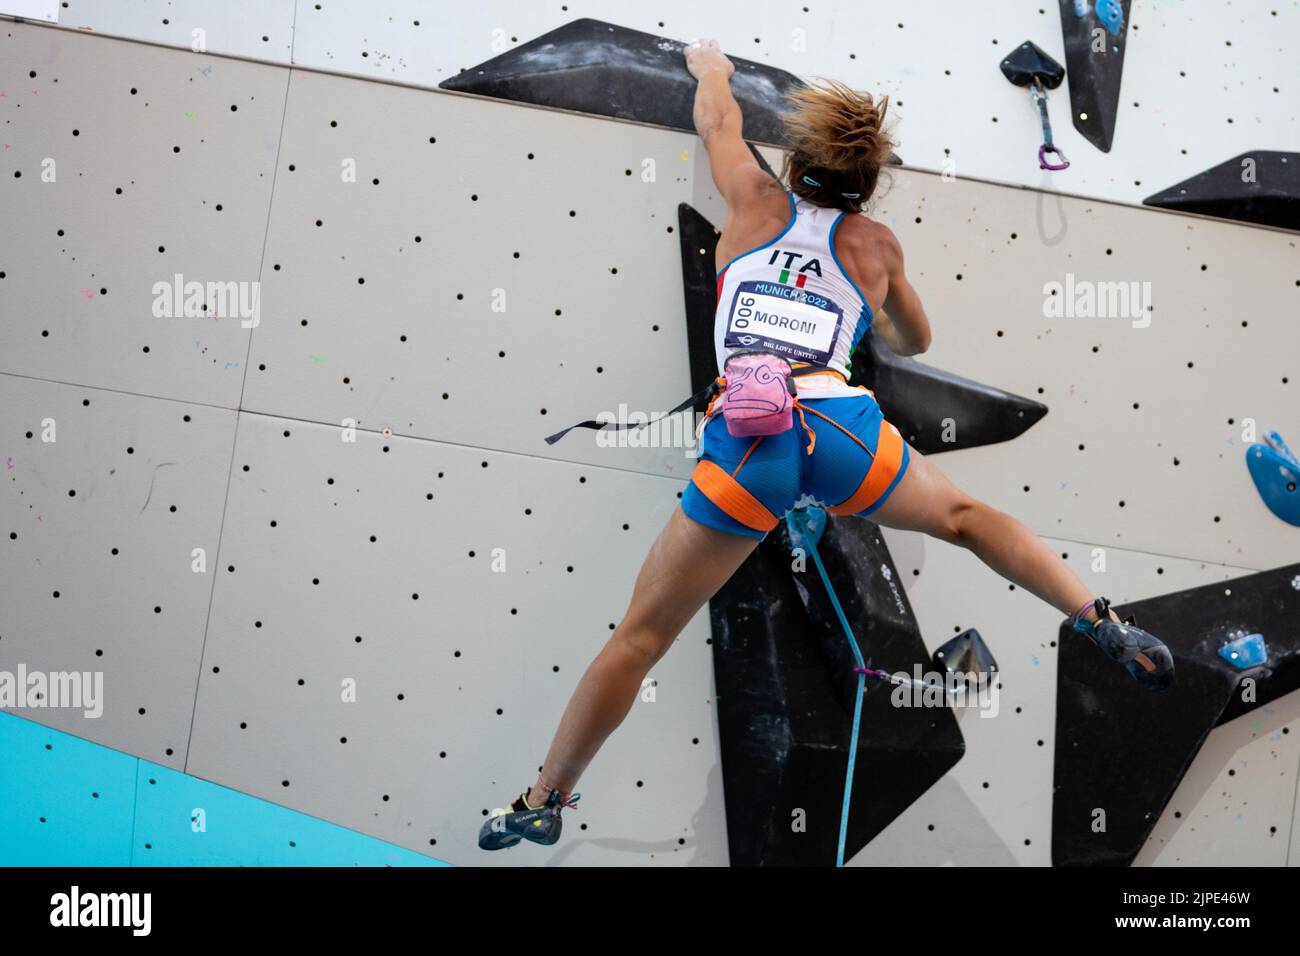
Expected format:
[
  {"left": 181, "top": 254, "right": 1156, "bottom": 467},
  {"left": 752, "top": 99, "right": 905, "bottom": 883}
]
[
  {"left": 0, "top": 21, "right": 720, "bottom": 865},
  {"left": 2, "top": 6, "right": 1298, "bottom": 866},
  {"left": 26, "top": 0, "right": 1300, "bottom": 211}
]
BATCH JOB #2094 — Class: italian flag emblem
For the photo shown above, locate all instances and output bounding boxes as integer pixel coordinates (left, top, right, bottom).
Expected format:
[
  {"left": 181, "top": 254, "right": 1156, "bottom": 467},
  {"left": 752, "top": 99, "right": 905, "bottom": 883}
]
[{"left": 778, "top": 269, "right": 808, "bottom": 288}]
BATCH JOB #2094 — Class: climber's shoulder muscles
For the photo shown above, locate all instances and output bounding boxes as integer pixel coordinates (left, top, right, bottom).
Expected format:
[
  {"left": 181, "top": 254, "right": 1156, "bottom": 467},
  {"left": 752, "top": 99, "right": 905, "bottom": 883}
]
[
  {"left": 701, "top": 122, "right": 787, "bottom": 267},
  {"left": 870, "top": 222, "right": 932, "bottom": 356}
]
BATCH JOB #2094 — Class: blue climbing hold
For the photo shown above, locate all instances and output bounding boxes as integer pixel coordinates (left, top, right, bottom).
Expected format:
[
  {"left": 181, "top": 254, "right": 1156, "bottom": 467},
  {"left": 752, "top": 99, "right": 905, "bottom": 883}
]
[
  {"left": 1095, "top": 0, "right": 1126, "bottom": 36},
  {"left": 1245, "top": 431, "right": 1300, "bottom": 527},
  {"left": 1073, "top": 0, "right": 1125, "bottom": 36},
  {"left": 1218, "top": 633, "right": 1268, "bottom": 670}
]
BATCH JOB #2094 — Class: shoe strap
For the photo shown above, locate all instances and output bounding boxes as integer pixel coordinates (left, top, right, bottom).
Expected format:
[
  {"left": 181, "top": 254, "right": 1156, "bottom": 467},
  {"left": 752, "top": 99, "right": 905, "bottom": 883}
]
[{"left": 1070, "top": 597, "right": 1105, "bottom": 632}]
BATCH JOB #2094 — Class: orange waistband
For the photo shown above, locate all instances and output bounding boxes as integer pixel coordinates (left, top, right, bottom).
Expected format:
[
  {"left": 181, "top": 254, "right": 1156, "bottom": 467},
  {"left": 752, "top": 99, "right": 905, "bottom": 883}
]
[{"left": 790, "top": 363, "right": 848, "bottom": 382}]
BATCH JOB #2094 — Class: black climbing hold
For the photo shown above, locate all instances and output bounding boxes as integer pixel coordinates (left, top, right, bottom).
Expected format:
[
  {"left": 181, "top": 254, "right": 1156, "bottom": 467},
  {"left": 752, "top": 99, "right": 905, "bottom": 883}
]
[
  {"left": 441, "top": 18, "right": 806, "bottom": 146},
  {"left": 1052, "top": 561, "right": 1300, "bottom": 866},
  {"left": 442, "top": 18, "right": 903, "bottom": 164},
  {"left": 709, "top": 513, "right": 964, "bottom": 865},
  {"left": 678, "top": 202, "right": 732, "bottom": 410},
  {"left": 1143, "top": 151, "right": 1300, "bottom": 232},
  {"left": 1057, "top": 0, "right": 1131, "bottom": 152},
  {"left": 849, "top": 340, "right": 1048, "bottom": 454},
  {"left": 1000, "top": 40, "right": 1066, "bottom": 89},
  {"left": 933, "top": 628, "right": 998, "bottom": 679},
  {"left": 678, "top": 201, "right": 1048, "bottom": 453}
]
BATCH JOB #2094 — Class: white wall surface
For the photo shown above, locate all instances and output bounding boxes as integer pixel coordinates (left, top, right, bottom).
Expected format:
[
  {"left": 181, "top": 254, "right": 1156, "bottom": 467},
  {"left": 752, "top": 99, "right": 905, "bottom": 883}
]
[{"left": 2, "top": 10, "right": 1296, "bottom": 866}]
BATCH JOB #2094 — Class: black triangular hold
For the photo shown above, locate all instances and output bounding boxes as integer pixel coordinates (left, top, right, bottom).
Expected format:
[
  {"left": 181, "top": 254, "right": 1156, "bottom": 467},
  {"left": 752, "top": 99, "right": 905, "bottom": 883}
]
[
  {"left": 848, "top": 339, "right": 1048, "bottom": 454},
  {"left": 1052, "top": 562, "right": 1300, "bottom": 866},
  {"left": 441, "top": 18, "right": 903, "bottom": 163},
  {"left": 1000, "top": 40, "right": 1066, "bottom": 89},
  {"left": 677, "top": 202, "right": 1049, "bottom": 453},
  {"left": 677, "top": 203, "right": 726, "bottom": 406},
  {"left": 709, "top": 512, "right": 964, "bottom": 865},
  {"left": 1057, "top": 0, "right": 1131, "bottom": 152},
  {"left": 441, "top": 18, "right": 804, "bottom": 146},
  {"left": 1143, "top": 151, "right": 1300, "bottom": 232},
  {"left": 934, "top": 628, "right": 999, "bottom": 677}
]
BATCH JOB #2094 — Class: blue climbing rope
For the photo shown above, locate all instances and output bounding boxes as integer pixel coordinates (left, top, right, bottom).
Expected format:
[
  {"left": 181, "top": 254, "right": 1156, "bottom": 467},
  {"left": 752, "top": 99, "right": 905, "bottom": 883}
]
[{"left": 791, "top": 508, "right": 867, "bottom": 868}]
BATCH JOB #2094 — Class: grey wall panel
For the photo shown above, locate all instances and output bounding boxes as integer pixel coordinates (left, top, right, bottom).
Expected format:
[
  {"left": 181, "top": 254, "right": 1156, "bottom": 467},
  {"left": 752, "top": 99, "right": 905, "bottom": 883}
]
[
  {"left": 242, "top": 59, "right": 1300, "bottom": 567},
  {"left": 50, "top": 0, "right": 296, "bottom": 62},
  {"left": 27, "top": 2, "right": 1298, "bottom": 211},
  {"left": 0, "top": 23, "right": 286, "bottom": 408},
  {"left": 242, "top": 67, "right": 700, "bottom": 477},
  {"left": 185, "top": 410, "right": 727, "bottom": 865},
  {"left": 1294, "top": 738, "right": 1300, "bottom": 868},
  {"left": 5, "top": 16, "right": 1296, "bottom": 867},
  {"left": 289, "top": 0, "right": 557, "bottom": 86},
  {"left": 868, "top": 172, "right": 1299, "bottom": 570},
  {"left": 289, "top": 1, "right": 1300, "bottom": 207},
  {"left": 0, "top": 373, "right": 237, "bottom": 765},
  {"left": 855, "top": 528, "right": 1268, "bottom": 865},
  {"left": 1138, "top": 699, "right": 1300, "bottom": 867}
]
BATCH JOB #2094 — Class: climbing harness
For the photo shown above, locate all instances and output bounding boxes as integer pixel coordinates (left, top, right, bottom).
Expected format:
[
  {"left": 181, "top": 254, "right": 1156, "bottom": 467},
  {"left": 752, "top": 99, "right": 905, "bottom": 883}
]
[
  {"left": 543, "top": 377, "right": 722, "bottom": 445},
  {"left": 544, "top": 351, "right": 842, "bottom": 449}
]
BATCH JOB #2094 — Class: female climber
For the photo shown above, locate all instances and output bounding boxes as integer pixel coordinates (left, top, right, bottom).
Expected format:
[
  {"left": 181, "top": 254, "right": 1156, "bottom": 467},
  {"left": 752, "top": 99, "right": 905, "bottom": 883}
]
[{"left": 478, "top": 39, "right": 1172, "bottom": 852}]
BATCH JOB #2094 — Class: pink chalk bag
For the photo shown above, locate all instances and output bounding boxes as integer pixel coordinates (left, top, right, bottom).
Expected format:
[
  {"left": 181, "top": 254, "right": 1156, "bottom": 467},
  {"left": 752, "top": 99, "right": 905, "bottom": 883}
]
[
  {"left": 543, "top": 348, "right": 803, "bottom": 446},
  {"left": 713, "top": 348, "right": 798, "bottom": 437}
]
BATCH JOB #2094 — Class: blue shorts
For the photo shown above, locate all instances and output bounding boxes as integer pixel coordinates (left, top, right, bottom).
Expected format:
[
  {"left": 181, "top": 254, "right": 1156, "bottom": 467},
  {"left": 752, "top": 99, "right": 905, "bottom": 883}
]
[{"left": 681, "top": 393, "right": 910, "bottom": 539}]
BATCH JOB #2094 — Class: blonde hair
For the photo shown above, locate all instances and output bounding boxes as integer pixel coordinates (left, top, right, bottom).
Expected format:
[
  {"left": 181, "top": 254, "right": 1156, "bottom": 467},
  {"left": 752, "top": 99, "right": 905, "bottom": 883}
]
[{"left": 780, "top": 78, "right": 895, "bottom": 212}]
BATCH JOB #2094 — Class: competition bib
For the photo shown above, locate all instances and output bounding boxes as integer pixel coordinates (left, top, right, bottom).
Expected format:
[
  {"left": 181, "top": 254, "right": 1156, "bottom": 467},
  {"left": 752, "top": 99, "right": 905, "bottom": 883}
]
[{"left": 723, "top": 280, "right": 845, "bottom": 365}]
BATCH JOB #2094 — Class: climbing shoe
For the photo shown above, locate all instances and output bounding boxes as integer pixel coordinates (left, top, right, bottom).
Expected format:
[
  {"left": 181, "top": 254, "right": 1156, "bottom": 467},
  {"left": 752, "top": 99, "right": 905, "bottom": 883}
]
[
  {"left": 1072, "top": 597, "right": 1174, "bottom": 691},
  {"left": 478, "top": 788, "right": 579, "bottom": 851}
]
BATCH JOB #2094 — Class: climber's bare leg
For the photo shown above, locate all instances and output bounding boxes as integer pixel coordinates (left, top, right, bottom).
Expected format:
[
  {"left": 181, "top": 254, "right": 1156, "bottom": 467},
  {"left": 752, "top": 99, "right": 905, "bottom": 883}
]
[
  {"left": 529, "top": 506, "right": 759, "bottom": 801},
  {"left": 870, "top": 444, "right": 1095, "bottom": 617}
]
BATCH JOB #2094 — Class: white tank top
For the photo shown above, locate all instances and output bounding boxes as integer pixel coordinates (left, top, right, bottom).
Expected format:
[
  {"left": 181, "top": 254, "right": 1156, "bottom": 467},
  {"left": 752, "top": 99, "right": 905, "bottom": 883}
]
[{"left": 714, "top": 192, "right": 874, "bottom": 399}]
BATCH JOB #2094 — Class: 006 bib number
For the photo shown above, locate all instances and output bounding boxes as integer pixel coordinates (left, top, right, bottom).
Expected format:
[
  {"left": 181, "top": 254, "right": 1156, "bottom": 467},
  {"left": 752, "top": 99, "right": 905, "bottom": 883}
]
[{"left": 724, "top": 280, "right": 844, "bottom": 365}]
